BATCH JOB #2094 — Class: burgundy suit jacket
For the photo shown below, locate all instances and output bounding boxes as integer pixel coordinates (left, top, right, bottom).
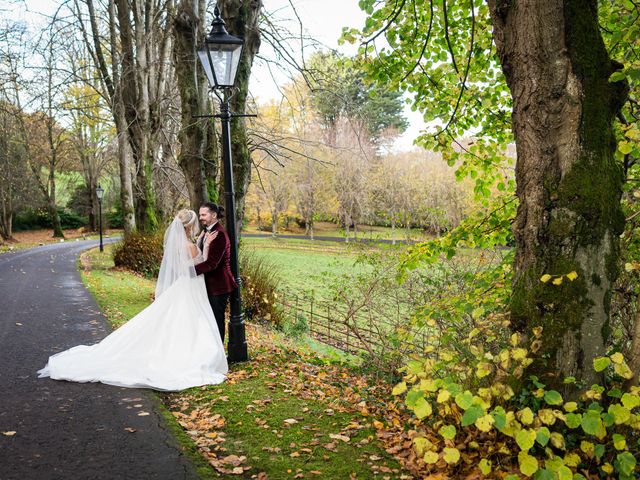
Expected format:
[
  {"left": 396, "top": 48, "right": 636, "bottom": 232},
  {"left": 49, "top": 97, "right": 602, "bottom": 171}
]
[{"left": 195, "top": 222, "right": 237, "bottom": 296}]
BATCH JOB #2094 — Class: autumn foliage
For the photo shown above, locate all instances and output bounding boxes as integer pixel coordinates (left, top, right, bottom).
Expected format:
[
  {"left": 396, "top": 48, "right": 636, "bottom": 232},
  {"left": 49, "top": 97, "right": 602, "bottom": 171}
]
[
  {"left": 113, "top": 232, "right": 164, "bottom": 278},
  {"left": 394, "top": 317, "right": 640, "bottom": 479}
]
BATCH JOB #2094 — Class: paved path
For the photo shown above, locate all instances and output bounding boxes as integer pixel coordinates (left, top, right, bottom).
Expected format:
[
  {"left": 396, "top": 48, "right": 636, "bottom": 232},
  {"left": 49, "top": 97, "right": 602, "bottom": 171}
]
[{"left": 0, "top": 240, "right": 198, "bottom": 480}]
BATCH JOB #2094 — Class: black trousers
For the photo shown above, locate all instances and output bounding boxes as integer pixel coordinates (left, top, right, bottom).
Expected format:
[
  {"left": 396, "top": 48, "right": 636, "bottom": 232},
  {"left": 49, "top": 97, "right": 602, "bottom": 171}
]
[{"left": 208, "top": 293, "right": 230, "bottom": 343}]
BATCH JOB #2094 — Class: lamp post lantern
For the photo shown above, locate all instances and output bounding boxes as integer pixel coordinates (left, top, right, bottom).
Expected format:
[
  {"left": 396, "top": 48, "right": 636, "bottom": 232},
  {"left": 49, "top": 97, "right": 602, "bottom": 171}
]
[
  {"left": 197, "top": 5, "right": 248, "bottom": 362},
  {"left": 96, "top": 184, "right": 104, "bottom": 253}
]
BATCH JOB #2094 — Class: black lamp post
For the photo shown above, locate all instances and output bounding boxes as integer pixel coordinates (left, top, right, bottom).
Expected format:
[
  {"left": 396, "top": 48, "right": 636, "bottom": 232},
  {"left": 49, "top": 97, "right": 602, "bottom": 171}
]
[
  {"left": 96, "top": 184, "right": 104, "bottom": 252},
  {"left": 197, "top": 6, "right": 248, "bottom": 362}
]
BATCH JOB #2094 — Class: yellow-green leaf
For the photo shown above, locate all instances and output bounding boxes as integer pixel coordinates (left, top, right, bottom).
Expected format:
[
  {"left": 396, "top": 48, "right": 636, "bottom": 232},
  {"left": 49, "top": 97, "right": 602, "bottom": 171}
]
[
  {"left": 557, "top": 465, "right": 572, "bottom": 480},
  {"left": 581, "top": 410, "right": 606, "bottom": 439},
  {"left": 442, "top": 447, "right": 460, "bottom": 464},
  {"left": 619, "top": 141, "right": 634, "bottom": 155},
  {"left": 544, "top": 390, "right": 563, "bottom": 406},
  {"left": 609, "top": 404, "right": 631, "bottom": 425},
  {"left": 518, "top": 407, "right": 534, "bottom": 425},
  {"left": 511, "top": 348, "right": 528, "bottom": 361},
  {"left": 479, "top": 459, "right": 492, "bottom": 475},
  {"left": 423, "top": 450, "right": 439, "bottom": 464},
  {"left": 613, "top": 433, "right": 627, "bottom": 450},
  {"left": 413, "top": 437, "right": 433, "bottom": 456},
  {"left": 611, "top": 352, "right": 625, "bottom": 364},
  {"left": 563, "top": 402, "right": 578, "bottom": 413},
  {"left": 518, "top": 451, "right": 539, "bottom": 476},
  {"left": 392, "top": 382, "right": 407, "bottom": 396},
  {"left": 614, "top": 361, "right": 634, "bottom": 380},
  {"left": 580, "top": 441, "right": 594, "bottom": 457},
  {"left": 455, "top": 391, "right": 474, "bottom": 410},
  {"left": 413, "top": 397, "right": 433, "bottom": 419},
  {"left": 593, "top": 356, "right": 611, "bottom": 372},
  {"left": 475, "top": 414, "right": 495, "bottom": 432},
  {"left": 476, "top": 362, "right": 492, "bottom": 379},
  {"left": 563, "top": 453, "right": 580, "bottom": 468},
  {"left": 550, "top": 432, "right": 565, "bottom": 450},
  {"left": 436, "top": 389, "right": 451, "bottom": 403},
  {"left": 538, "top": 409, "right": 557, "bottom": 425},
  {"left": 536, "top": 427, "right": 551, "bottom": 447},
  {"left": 616, "top": 451, "right": 636, "bottom": 476},
  {"left": 564, "top": 413, "right": 582, "bottom": 429},
  {"left": 439, "top": 424, "right": 456, "bottom": 440},
  {"left": 621, "top": 393, "right": 640, "bottom": 409},
  {"left": 516, "top": 429, "right": 536, "bottom": 451}
]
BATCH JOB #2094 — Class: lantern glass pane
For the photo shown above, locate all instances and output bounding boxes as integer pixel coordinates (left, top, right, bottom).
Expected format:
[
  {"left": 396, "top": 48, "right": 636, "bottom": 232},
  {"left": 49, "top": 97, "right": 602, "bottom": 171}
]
[{"left": 197, "top": 43, "right": 243, "bottom": 88}]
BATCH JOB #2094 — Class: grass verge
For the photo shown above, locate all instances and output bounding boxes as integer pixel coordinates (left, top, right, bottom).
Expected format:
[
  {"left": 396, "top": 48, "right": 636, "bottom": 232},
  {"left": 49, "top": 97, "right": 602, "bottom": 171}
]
[{"left": 79, "top": 245, "right": 411, "bottom": 479}]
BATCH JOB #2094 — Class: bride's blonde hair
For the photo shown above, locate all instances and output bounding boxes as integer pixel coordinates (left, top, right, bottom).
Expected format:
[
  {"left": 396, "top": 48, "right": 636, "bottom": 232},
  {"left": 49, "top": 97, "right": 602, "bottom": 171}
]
[{"left": 177, "top": 209, "right": 199, "bottom": 239}]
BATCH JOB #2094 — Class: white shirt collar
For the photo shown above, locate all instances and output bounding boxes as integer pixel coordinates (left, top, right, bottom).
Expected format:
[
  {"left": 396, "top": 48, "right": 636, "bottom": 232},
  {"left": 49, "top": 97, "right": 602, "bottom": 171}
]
[{"left": 206, "top": 221, "right": 218, "bottom": 232}]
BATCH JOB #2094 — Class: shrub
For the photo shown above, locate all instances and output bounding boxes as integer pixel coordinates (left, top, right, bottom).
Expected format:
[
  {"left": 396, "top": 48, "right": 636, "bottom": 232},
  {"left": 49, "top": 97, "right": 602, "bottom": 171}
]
[
  {"left": 58, "top": 210, "right": 87, "bottom": 229},
  {"left": 396, "top": 319, "right": 640, "bottom": 479},
  {"left": 13, "top": 208, "right": 51, "bottom": 231},
  {"left": 13, "top": 208, "right": 87, "bottom": 231},
  {"left": 113, "top": 231, "right": 164, "bottom": 278},
  {"left": 239, "top": 248, "right": 284, "bottom": 327},
  {"left": 106, "top": 210, "right": 124, "bottom": 229}
]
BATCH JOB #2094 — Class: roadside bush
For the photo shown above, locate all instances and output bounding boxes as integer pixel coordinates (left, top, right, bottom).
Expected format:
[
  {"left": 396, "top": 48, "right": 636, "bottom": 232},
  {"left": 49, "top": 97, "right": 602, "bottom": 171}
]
[
  {"left": 58, "top": 210, "right": 87, "bottom": 229},
  {"left": 113, "top": 231, "right": 163, "bottom": 278},
  {"left": 13, "top": 209, "right": 51, "bottom": 231},
  {"left": 396, "top": 317, "right": 640, "bottom": 479},
  {"left": 239, "top": 248, "right": 284, "bottom": 327},
  {"left": 106, "top": 210, "right": 124, "bottom": 229},
  {"left": 14, "top": 208, "right": 87, "bottom": 231}
]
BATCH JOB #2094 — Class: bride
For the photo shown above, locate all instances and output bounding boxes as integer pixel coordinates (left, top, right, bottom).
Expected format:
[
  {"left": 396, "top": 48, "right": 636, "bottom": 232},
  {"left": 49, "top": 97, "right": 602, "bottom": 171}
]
[{"left": 38, "top": 209, "right": 228, "bottom": 391}]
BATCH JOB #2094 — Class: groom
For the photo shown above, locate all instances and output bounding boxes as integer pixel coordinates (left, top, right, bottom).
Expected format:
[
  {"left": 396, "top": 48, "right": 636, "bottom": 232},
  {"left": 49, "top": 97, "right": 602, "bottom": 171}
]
[{"left": 195, "top": 202, "right": 237, "bottom": 343}]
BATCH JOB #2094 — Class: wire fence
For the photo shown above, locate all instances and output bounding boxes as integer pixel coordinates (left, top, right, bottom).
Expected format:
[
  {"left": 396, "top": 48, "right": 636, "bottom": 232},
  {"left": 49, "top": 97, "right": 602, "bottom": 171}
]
[{"left": 278, "top": 290, "right": 430, "bottom": 361}]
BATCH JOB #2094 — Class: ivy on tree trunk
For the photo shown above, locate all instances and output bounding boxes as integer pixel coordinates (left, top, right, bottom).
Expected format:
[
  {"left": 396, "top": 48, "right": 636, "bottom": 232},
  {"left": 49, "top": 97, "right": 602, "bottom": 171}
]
[{"left": 173, "top": 0, "right": 220, "bottom": 211}]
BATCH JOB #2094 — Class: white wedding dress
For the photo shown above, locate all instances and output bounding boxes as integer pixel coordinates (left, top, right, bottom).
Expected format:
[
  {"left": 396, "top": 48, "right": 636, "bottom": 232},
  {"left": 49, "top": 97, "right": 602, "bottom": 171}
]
[{"left": 38, "top": 218, "right": 228, "bottom": 391}]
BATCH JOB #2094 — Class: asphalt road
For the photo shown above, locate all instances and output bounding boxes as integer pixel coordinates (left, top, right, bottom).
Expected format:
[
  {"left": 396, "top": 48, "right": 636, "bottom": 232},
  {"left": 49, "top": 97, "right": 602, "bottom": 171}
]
[{"left": 0, "top": 239, "right": 198, "bottom": 480}]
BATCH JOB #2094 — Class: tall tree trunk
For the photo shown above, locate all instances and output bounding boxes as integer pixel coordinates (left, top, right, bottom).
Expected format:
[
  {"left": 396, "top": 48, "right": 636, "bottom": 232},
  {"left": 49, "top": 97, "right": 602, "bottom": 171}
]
[
  {"left": 217, "top": 0, "right": 262, "bottom": 237},
  {"left": 116, "top": 114, "right": 136, "bottom": 234},
  {"left": 0, "top": 186, "right": 14, "bottom": 240},
  {"left": 116, "top": 0, "right": 154, "bottom": 231},
  {"left": 271, "top": 210, "right": 278, "bottom": 237},
  {"left": 488, "top": 0, "right": 629, "bottom": 388},
  {"left": 81, "top": 0, "right": 136, "bottom": 235},
  {"left": 173, "top": 0, "right": 219, "bottom": 210},
  {"left": 46, "top": 141, "right": 64, "bottom": 238}
]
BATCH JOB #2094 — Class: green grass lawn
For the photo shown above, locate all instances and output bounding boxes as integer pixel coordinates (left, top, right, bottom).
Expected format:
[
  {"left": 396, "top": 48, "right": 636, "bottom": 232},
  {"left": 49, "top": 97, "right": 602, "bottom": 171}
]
[
  {"left": 242, "top": 237, "right": 376, "bottom": 296},
  {"left": 79, "top": 244, "right": 406, "bottom": 479},
  {"left": 242, "top": 220, "right": 432, "bottom": 243},
  {"left": 172, "top": 376, "right": 401, "bottom": 479}
]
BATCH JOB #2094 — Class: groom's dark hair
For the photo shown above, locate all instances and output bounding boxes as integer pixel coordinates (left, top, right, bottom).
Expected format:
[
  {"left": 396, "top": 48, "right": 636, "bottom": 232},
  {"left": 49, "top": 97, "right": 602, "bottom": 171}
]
[{"left": 200, "top": 202, "right": 225, "bottom": 219}]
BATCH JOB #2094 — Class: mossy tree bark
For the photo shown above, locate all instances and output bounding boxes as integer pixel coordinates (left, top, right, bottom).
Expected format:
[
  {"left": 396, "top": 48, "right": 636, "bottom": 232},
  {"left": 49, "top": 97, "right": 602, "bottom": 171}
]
[
  {"left": 114, "top": 0, "right": 174, "bottom": 232},
  {"left": 488, "top": 0, "right": 628, "bottom": 388},
  {"left": 217, "top": 0, "right": 262, "bottom": 236},
  {"left": 173, "top": 0, "right": 220, "bottom": 211}
]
